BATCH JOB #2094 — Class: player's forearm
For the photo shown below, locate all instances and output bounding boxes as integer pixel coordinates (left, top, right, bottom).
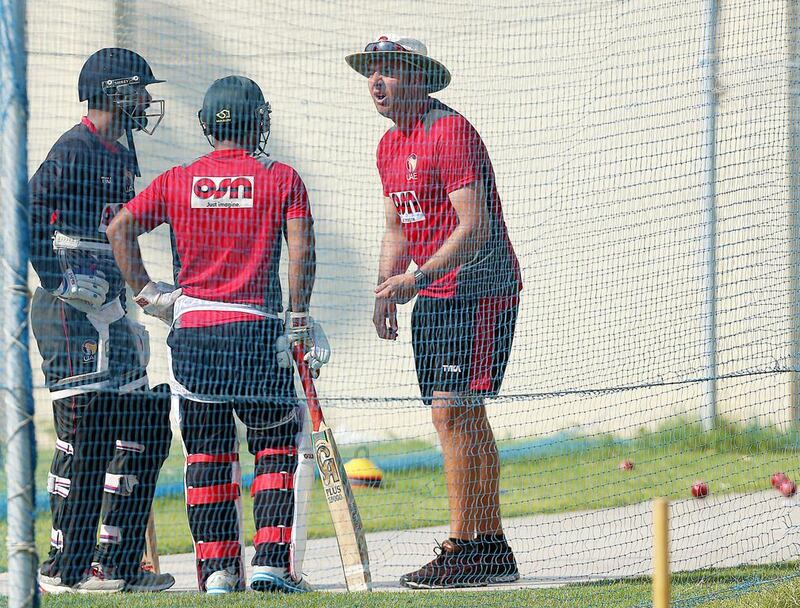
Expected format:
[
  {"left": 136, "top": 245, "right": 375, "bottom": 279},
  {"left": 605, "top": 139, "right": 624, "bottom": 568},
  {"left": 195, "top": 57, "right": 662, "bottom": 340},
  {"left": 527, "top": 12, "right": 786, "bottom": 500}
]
[
  {"left": 29, "top": 202, "right": 62, "bottom": 290},
  {"left": 419, "top": 221, "right": 489, "bottom": 281},
  {"left": 377, "top": 229, "right": 410, "bottom": 283},
  {"left": 289, "top": 251, "right": 315, "bottom": 313},
  {"left": 106, "top": 209, "right": 151, "bottom": 294},
  {"left": 287, "top": 218, "right": 316, "bottom": 312}
]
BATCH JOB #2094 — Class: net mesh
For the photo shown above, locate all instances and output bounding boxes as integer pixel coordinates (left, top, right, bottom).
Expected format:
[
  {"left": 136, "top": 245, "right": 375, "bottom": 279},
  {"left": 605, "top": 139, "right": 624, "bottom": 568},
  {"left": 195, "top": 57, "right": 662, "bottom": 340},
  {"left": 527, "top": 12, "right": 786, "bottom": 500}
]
[{"left": 1, "top": 0, "right": 799, "bottom": 603}]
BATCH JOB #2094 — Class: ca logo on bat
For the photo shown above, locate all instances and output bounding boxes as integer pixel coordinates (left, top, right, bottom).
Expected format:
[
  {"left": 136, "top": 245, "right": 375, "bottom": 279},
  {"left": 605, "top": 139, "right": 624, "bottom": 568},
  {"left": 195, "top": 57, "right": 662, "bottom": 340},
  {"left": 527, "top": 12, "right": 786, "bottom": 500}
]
[{"left": 315, "top": 440, "right": 344, "bottom": 502}]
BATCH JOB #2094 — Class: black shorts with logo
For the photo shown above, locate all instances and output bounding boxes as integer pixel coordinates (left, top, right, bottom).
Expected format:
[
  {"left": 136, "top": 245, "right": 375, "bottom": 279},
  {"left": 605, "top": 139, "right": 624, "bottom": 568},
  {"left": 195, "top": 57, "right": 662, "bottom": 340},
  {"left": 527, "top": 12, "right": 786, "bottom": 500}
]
[
  {"left": 167, "top": 319, "right": 297, "bottom": 428},
  {"left": 30, "top": 288, "right": 148, "bottom": 392},
  {"left": 411, "top": 295, "right": 519, "bottom": 405}
]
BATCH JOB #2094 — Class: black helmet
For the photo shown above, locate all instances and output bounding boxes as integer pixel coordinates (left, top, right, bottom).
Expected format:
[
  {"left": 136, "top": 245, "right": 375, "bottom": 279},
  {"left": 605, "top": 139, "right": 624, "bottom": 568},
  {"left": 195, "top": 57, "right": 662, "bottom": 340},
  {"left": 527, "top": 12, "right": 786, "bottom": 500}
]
[
  {"left": 198, "top": 76, "right": 271, "bottom": 155},
  {"left": 78, "top": 48, "right": 165, "bottom": 134}
]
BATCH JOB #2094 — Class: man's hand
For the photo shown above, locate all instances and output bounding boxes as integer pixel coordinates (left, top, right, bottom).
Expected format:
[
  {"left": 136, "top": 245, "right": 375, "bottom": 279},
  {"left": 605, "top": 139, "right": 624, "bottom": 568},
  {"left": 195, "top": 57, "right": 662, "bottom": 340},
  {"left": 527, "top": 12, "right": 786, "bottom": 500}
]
[
  {"left": 134, "top": 281, "right": 182, "bottom": 326},
  {"left": 373, "top": 298, "right": 398, "bottom": 340},
  {"left": 375, "top": 273, "right": 417, "bottom": 305},
  {"left": 276, "top": 312, "right": 331, "bottom": 375},
  {"left": 54, "top": 269, "right": 110, "bottom": 313}
]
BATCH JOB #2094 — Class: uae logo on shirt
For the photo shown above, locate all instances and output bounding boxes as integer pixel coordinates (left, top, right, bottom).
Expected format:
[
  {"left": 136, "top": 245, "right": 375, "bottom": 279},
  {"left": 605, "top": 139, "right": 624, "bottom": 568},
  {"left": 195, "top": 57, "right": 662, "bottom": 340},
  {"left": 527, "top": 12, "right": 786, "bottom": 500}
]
[
  {"left": 191, "top": 176, "right": 254, "bottom": 209},
  {"left": 406, "top": 153, "right": 418, "bottom": 181},
  {"left": 82, "top": 340, "right": 98, "bottom": 363}
]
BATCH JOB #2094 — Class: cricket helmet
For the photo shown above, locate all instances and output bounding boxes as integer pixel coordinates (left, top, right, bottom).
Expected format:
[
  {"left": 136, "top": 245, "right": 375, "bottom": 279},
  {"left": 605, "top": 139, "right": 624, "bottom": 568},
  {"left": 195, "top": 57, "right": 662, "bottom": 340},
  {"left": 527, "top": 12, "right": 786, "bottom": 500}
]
[
  {"left": 198, "top": 75, "right": 271, "bottom": 155},
  {"left": 78, "top": 47, "right": 165, "bottom": 134}
]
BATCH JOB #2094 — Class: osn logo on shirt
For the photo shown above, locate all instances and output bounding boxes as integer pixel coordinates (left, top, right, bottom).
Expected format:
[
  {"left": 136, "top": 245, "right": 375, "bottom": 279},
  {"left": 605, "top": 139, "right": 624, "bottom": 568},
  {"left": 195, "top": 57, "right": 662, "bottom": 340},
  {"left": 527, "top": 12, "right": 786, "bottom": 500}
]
[
  {"left": 191, "top": 176, "right": 254, "bottom": 208},
  {"left": 389, "top": 189, "right": 425, "bottom": 224}
]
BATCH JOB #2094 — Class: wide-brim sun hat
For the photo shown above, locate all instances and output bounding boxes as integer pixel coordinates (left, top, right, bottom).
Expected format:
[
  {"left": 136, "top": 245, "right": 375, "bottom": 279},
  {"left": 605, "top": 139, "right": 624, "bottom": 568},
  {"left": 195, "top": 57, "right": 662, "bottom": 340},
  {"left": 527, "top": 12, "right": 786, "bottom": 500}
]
[{"left": 345, "top": 36, "right": 451, "bottom": 93}]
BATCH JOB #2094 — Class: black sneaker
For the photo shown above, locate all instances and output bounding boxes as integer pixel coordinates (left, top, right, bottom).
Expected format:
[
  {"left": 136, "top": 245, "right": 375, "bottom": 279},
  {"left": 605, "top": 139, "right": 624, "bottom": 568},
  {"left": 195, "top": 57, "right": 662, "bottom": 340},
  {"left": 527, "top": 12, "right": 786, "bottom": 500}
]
[
  {"left": 400, "top": 538, "right": 482, "bottom": 589},
  {"left": 471, "top": 535, "right": 520, "bottom": 584},
  {"left": 40, "top": 546, "right": 62, "bottom": 577}
]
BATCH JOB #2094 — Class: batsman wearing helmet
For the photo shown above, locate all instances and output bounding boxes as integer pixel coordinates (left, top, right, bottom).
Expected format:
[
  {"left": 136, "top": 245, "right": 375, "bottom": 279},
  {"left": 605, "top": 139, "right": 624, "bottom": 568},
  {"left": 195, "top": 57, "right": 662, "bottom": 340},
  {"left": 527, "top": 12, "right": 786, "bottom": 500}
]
[
  {"left": 347, "top": 36, "right": 522, "bottom": 588},
  {"left": 29, "top": 48, "right": 174, "bottom": 592},
  {"left": 108, "top": 75, "right": 328, "bottom": 594}
]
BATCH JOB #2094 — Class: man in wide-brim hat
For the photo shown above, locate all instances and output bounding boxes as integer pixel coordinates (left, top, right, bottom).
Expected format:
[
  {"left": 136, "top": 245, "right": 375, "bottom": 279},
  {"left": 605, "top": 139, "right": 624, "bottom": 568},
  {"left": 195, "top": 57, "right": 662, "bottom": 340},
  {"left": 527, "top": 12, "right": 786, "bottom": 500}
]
[
  {"left": 347, "top": 35, "right": 524, "bottom": 590},
  {"left": 346, "top": 36, "right": 451, "bottom": 94}
]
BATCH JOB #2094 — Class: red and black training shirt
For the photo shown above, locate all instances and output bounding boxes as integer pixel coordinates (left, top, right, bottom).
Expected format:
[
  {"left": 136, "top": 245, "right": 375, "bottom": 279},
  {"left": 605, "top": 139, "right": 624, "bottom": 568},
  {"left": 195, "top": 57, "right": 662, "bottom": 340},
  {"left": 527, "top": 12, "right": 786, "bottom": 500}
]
[{"left": 125, "top": 148, "right": 312, "bottom": 327}]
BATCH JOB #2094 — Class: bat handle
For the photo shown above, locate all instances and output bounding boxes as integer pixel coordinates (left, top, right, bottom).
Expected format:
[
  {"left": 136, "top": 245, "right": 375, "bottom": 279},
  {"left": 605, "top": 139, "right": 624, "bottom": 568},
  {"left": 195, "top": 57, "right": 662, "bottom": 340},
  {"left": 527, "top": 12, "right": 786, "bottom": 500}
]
[{"left": 293, "top": 344, "right": 324, "bottom": 432}]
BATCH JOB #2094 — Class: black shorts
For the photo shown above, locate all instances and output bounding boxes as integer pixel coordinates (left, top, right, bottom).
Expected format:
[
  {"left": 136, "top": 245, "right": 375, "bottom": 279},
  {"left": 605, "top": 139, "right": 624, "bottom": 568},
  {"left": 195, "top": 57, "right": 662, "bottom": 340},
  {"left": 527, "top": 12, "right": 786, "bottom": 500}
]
[
  {"left": 411, "top": 295, "right": 519, "bottom": 404},
  {"left": 167, "top": 319, "right": 297, "bottom": 427},
  {"left": 30, "top": 288, "right": 148, "bottom": 392}
]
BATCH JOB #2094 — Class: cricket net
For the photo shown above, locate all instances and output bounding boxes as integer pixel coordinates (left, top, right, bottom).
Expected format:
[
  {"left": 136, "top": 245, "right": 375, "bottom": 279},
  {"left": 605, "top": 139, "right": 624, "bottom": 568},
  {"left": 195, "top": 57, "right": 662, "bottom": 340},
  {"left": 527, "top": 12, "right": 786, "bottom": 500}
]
[{"left": 2, "top": 0, "right": 800, "bottom": 605}]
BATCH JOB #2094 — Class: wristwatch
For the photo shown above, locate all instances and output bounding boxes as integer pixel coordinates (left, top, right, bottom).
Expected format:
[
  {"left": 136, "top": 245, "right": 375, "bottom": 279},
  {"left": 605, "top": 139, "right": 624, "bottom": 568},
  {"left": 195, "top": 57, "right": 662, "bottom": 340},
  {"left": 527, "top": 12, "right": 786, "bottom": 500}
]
[{"left": 414, "top": 269, "right": 431, "bottom": 291}]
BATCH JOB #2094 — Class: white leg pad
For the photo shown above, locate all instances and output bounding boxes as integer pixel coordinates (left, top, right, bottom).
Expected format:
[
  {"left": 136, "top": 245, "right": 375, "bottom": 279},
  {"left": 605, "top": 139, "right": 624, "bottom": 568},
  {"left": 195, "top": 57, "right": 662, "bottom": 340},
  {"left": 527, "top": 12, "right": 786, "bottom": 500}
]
[
  {"left": 47, "top": 473, "right": 70, "bottom": 498},
  {"left": 99, "top": 524, "right": 122, "bottom": 545},
  {"left": 290, "top": 404, "right": 314, "bottom": 580}
]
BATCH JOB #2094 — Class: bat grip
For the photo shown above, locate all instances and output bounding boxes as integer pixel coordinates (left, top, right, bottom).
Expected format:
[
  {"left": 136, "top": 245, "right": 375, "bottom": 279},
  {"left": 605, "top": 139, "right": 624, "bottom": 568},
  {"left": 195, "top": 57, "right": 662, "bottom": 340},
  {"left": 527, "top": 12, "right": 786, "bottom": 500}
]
[{"left": 293, "top": 344, "right": 324, "bottom": 432}]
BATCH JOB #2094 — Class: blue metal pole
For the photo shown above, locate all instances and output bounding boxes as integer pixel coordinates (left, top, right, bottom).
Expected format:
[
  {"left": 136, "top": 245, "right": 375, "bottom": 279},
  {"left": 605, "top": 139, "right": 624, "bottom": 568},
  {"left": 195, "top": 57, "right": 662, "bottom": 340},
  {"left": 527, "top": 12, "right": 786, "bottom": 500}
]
[
  {"left": 701, "top": 0, "right": 719, "bottom": 431},
  {"left": 789, "top": 0, "right": 800, "bottom": 425},
  {"left": 1, "top": 0, "right": 39, "bottom": 606}
]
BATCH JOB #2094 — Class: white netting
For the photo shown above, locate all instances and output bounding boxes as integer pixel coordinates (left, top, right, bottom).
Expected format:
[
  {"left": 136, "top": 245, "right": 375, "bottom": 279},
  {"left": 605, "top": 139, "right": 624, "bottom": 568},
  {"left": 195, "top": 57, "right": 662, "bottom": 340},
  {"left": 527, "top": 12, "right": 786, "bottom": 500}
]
[{"left": 2, "top": 0, "right": 798, "bottom": 603}]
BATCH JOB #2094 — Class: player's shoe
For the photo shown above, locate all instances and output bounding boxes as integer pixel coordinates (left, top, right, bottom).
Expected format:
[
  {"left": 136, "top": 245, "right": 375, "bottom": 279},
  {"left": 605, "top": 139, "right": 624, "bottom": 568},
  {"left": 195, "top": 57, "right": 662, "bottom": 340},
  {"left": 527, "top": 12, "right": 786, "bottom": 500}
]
[
  {"left": 471, "top": 535, "right": 521, "bottom": 585},
  {"left": 251, "top": 566, "right": 314, "bottom": 593},
  {"left": 38, "top": 555, "right": 73, "bottom": 594},
  {"left": 124, "top": 568, "right": 176, "bottom": 592},
  {"left": 205, "top": 568, "right": 241, "bottom": 594},
  {"left": 72, "top": 564, "right": 125, "bottom": 593},
  {"left": 38, "top": 572, "right": 73, "bottom": 594},
  {"left": 400, "top": 537, "right": 519, "bottom": 589},
  {"left": 400, "top": 538, "right": 476, "bottom": 589}
]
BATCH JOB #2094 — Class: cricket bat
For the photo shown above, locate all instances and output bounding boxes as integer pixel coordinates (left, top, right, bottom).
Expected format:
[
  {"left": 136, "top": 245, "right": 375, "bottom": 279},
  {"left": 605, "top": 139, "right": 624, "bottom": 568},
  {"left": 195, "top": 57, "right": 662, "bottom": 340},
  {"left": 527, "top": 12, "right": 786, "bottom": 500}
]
[
  {"left": 141, "top": 511, "right": 160, "bottom": 574},
  {"left": 293, "top": 345, "right": 372, "bottom": 592}
]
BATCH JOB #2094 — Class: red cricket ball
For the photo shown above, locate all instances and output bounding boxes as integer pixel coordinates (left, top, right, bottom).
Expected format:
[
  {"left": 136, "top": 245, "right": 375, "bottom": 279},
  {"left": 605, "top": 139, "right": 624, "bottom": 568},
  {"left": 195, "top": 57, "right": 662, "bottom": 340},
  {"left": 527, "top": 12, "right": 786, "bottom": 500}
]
[
  {"left": 618, "top": 459, "right": 634, "bottom": 471},
  {"left": 771, "top": 472, "right": 788, "bottom": 489},
  {"left": 780, "top": 479, "right": 797, "bottom": 497},
  {"left": 691, "top": 481, "right": 709, "bottom": 498}
]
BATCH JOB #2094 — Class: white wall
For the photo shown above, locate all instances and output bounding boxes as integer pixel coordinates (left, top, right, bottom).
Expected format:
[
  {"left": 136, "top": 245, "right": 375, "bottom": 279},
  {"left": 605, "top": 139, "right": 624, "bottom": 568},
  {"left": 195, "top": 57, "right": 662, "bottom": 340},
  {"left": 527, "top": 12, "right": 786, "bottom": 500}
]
[{"left": 22, "top": 0, "right": 795, "bottom": 442}]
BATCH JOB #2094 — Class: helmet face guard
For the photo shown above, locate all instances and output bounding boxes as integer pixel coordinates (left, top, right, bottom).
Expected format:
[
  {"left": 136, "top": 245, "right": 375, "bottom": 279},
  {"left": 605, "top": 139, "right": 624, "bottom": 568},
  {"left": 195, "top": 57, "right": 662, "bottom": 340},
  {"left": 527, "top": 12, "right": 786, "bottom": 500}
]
[
  {"left": 102, "top": 76, "right": 165, "bottom": 135},
  {"left": 253, "top": 103, "right": 271, "bottom": 156}
]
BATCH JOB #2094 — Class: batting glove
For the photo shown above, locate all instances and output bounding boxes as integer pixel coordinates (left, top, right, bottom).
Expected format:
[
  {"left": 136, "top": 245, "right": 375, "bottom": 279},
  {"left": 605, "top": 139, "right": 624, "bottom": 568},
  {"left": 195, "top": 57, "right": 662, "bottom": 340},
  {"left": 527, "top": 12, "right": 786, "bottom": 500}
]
[
  {"left": 276, "top": 311, "right": 331, "bottom": 374},
  {"left": 53, "top": 269, "right": 110, "bottom": 313},
  {"left": 134, "top": 281, "right": 182, "bottom": 326}
]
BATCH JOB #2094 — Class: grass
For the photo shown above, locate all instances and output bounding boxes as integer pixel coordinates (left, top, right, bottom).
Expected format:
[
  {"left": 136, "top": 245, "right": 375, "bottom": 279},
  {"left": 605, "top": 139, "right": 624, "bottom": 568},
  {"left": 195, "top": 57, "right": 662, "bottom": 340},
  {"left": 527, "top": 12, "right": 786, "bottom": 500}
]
[
  {"left": 8, "top": 439, "right": 799, "bottom": 563},
  {"left": 6, "top": 419, "right": 800, "bottom": 562},
  {"left": 0, "top": 564, "right": 790, "bottom": 608},
  {"left": 4, "top": 417, "right": 800, "bottom": 605}
]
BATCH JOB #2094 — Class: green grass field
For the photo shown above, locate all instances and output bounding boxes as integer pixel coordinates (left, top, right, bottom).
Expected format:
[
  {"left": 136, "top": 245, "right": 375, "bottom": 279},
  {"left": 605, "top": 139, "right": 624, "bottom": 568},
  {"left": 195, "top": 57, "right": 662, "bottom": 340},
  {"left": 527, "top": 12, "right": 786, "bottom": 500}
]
[
  {"left": 6, "top": 418, "right": 798, "bottom": 563},
  {"left": 3, "top": 419, "right": 800, "bottom": 606},
  {"left": 0, "top": 565, "right": 791, "bottom": 608}
]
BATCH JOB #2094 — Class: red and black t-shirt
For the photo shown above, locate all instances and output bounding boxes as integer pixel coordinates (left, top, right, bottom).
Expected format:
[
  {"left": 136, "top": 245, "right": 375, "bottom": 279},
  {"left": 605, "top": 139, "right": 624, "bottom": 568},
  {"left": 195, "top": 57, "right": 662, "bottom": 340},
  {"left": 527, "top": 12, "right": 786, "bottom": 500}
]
[
  {"left": 125, "top": 149, "right": 311, "bottom": 326},
  {"left": 376, "top": 99, "right": 521, "bottom": 299}
]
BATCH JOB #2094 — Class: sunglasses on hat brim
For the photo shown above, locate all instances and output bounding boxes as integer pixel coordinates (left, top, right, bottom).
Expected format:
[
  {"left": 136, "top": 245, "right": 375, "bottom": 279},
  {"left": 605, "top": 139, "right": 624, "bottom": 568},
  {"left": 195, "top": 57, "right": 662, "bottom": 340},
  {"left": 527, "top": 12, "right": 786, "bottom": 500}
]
[{"left": 364, "top": 40, "right": 411, "bottom": 53}]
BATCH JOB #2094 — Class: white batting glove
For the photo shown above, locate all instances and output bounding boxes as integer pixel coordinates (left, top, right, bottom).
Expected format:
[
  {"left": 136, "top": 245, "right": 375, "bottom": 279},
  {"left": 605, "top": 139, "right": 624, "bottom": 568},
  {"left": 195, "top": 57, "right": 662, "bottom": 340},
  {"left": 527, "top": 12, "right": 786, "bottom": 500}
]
[
  {"left": 134, "top": 281, "right": 182, "bottom": 326},
  {"left": 54, "top": 269, "right": 110, "bottom": 313},
  {"left": 306, "top": 321, "right": 331, "bottom": 374},
  {"left": 275, "top": 312, "right": 331, "bottom": 375}
]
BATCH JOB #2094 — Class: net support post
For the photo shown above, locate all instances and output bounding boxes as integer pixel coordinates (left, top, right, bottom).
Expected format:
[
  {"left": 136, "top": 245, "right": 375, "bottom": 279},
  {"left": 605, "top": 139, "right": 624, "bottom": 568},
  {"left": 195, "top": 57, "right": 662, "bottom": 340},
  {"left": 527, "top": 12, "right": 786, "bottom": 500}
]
[
  {"left": 652, "top": 498, "right": 671, "bottom": 608},
  {"left": 700, "top": 0, "right": 720, "bottom": 432},
  {"left": 113, "top": 0, "right": 134, "bottom": 48},
  {"left": 1, "top": 1, "right": 39, "bottom": 607},
  {"left": 789, "top": 0, "right": 800, "bottom": 426}
]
